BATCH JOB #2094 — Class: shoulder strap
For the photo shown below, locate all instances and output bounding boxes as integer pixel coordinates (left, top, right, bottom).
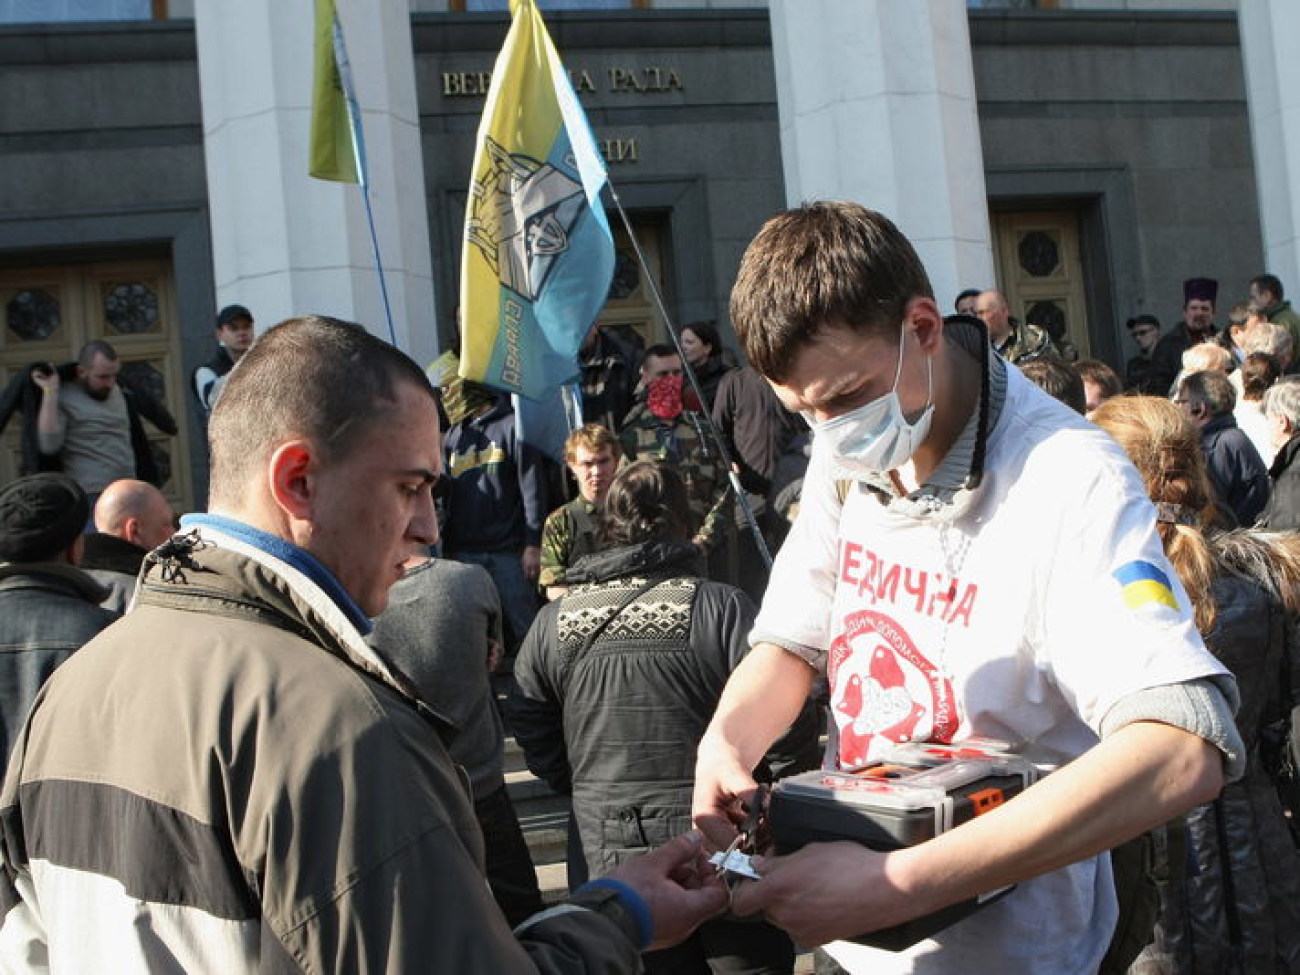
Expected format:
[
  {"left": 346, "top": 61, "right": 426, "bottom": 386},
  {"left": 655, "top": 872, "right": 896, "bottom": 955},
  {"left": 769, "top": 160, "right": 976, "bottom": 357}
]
[{"left": 558, "top": 576, "right": 663, "bottom": 691}]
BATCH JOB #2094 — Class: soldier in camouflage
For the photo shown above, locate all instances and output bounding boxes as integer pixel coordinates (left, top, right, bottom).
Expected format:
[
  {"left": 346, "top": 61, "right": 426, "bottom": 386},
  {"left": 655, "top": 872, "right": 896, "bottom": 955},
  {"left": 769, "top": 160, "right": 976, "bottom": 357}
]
[
  {"left": 618, "top": 345, "right": 732, "bottom": 554},
  {"left": 539, "top": 423, "right": 621, "bottom": 600}
]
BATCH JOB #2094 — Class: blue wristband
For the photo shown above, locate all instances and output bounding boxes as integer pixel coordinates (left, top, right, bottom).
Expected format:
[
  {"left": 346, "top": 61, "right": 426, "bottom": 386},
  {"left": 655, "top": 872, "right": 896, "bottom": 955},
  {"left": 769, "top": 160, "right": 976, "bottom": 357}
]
[{"left": 577, "top": 877, "right": 654, "bottom": 949}]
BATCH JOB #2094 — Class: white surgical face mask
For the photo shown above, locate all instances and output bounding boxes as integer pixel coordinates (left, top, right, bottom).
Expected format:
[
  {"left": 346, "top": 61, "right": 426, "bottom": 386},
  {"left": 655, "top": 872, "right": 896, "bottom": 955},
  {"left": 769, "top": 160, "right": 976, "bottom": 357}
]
[{"left": 805, "top": 328, "right": 934, "bottom": 479}]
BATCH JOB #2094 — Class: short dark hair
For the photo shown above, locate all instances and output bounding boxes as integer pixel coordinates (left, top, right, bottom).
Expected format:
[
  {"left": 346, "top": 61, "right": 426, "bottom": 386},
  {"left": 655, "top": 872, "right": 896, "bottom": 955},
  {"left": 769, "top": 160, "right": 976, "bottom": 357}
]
[
  {"left": 1252, "top": 273, "right": 1284, "bottom": 302},
  {"left": 207, "top": 316, "right": 434, "bottom": 506},
  {"left": 954, "top": 289, "right": 981, "bottom": 311},
  {"left": 1075, "top": 359, "right": 1124, "bottom": 400},
  {"left": 642, "top": 343, "right": 679, "bottom": 362},
  {"left": 680, "top": 320, "right": 721, "bottom": 357},
  {"left": 599, "top": 461, "right": 692, "bottom": 547},
  {"left": 1178, "top": 369, "right": 1236, "bottom": 417},
  {"left": 78, "top": 340, "right": 117, "bottom": 368},
  {"left": 1019, "top": 358, "right": 1086, "bottom": 415},
  {"left": 729, "top": 201, "right": 933, "bottom": 382}
]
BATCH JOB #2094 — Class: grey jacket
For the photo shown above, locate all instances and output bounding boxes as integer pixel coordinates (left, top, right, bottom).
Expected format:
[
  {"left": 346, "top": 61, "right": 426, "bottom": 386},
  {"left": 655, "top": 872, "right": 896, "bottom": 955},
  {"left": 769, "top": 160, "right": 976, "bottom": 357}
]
[
  {"left": 0, "top": 527, "right": 644, "bottom": 973},
  {"left": 367, "top": 557, "right": 506, "bottom": 798}
]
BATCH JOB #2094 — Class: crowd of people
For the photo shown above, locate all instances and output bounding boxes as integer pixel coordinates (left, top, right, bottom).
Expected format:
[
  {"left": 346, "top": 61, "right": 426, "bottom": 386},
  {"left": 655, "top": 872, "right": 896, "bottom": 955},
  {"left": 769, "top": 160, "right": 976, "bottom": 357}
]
[
  {"left": 995, "top": 273, "right": 1300, "bottom": 535},
  {"left": 0, "top": 206, "right": 1296, "bottom": 975}
]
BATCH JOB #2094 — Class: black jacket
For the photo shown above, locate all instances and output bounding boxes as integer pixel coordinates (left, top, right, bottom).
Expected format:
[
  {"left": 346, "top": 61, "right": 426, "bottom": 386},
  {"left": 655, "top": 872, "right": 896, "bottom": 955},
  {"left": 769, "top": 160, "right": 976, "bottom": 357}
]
[
  {"left": 1259, "top": 433, "right": 1300, "bottom": 532},
  {"left": 509, "top": 539, "right": 820, "bottom": 877},
  {"left": 191, "top": 345, "right": 237, "bottom": 415},
  {"left": 1201, "top": 414, "right": 1271, "bottom": 528},
  {"left": 1149, "top": 323, "right": 1215, "bottom": 397},
  {"left": 0, "top": 562, "right": 115, "bottom": 778},
  {"left": 688, "top": 355, "right": 731, "bottom": 415},
  {"left": 1126, "top": 352, "right": 1160, "bottom": 395},
  {"left": 1139, "top": 552, "right": 1300, "bottom": 974},
  {"left": 80, "top": 532, "right": 150, "bottom": 613},
  {"left": 711, "top": 365, "right": 807, "bottom": 501},
  {"left": 0, "top": 362, "right": 178, "bottom": 486}
]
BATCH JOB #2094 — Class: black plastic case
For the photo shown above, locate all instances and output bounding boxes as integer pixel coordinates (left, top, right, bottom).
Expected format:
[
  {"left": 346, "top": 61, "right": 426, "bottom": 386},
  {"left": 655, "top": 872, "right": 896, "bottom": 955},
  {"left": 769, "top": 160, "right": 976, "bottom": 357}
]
[{"left": 767, "top": 739, "right": 1038, "bottom": 951}]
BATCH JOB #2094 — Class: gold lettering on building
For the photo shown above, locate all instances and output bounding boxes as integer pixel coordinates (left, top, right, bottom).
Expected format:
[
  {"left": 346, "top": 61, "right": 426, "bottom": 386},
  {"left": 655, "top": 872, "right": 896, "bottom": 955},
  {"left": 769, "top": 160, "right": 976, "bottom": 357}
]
[
  {"left": 441, "top": 66, "right": 682, "bottom": 98},
  {"left": 599, "top": 138, "right": 639, "bottom": 164},
  {"left": 442, "top": 71, "right": 494, "bottom": 97},
  {"left": 608, "top": 67, "right": 683, "bottom": 93}
]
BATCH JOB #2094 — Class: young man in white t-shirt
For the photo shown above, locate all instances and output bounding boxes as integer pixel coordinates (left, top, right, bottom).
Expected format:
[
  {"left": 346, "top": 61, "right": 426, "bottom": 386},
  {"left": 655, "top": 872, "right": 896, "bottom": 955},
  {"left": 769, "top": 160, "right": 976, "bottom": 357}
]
[{"left": 691, "top": 202, "right": 1242, "bottom": 975}]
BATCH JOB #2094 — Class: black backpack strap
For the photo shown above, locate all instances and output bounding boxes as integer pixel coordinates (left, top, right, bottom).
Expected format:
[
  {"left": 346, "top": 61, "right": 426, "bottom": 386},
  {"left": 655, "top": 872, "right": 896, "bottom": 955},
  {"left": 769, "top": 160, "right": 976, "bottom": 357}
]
[{"left": 558, "top": 576, "right": 664, "bottom": 691}]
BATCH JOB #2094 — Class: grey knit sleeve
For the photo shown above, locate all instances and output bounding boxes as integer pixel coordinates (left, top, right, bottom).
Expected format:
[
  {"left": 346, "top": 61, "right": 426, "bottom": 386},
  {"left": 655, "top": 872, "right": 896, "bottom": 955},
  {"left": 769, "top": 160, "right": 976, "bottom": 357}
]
[{"left": 1099, "top": 674, "right": 1245, "bottom": 783}]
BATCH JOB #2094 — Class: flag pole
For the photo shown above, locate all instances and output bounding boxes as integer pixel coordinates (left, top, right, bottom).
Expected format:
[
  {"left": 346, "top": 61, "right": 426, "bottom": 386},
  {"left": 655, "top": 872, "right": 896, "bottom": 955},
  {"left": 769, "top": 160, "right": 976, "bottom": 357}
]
[
  {"left": 332, "top": 16, "right": 397, "bottom": 349},
  {"left": 603, "top": 181, "right": 773, "bottom": 570},
  {"left": 355, "top": 166, "right": 398, "bottom": 349},
  {"left": 311, "top": 0, "right": 397, "bottom": 348}
]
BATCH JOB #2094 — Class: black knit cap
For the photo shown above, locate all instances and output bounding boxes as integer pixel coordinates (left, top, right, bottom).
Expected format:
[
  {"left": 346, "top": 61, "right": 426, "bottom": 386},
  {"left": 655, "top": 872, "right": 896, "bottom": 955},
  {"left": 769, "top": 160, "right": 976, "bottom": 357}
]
[{"left": 0, "top": 473, "right": 88, "bottom": 563}]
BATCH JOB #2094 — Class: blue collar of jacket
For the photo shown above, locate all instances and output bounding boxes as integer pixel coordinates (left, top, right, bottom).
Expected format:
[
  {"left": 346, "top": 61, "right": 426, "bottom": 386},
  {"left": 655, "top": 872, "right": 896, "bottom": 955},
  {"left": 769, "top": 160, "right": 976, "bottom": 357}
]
[{"left": 179, "top": 513, "right": 372, "bottom": 635}]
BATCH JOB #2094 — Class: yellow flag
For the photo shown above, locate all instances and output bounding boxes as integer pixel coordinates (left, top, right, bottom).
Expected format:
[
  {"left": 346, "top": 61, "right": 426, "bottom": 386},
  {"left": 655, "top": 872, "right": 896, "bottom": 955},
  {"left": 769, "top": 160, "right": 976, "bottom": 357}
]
[{"left": 309, "top": 0, "right": 359, "bottom": 183}]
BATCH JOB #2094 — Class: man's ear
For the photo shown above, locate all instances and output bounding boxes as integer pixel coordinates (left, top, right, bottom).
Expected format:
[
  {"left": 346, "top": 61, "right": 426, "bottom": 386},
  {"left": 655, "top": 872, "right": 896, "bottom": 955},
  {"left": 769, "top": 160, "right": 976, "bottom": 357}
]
[
  {"left": 267, "top": 440, "right": 317, "bottom": 521},
  {"left": 905, "top": 297, "right": 945, "bottom": 351},
  {"left": 121, "top": 516, "right": 143, "bottom": 549}
]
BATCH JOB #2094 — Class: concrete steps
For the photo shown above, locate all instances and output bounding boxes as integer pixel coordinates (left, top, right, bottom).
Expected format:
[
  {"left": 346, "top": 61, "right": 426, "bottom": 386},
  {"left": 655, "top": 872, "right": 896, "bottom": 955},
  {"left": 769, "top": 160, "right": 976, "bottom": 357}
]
[{"left": 504, "top": 736, "right": 571, "bottom": 903}]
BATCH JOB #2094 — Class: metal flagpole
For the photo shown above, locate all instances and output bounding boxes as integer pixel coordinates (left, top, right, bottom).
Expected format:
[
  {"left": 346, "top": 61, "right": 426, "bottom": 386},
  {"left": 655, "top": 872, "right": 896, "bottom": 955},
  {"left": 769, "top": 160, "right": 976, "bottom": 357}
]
[
  {"left": 333, "top": 15, "right": 398, "bottom": 348},
  {"left": 603, "top": 181, "right": 773, "bottom": 570}
]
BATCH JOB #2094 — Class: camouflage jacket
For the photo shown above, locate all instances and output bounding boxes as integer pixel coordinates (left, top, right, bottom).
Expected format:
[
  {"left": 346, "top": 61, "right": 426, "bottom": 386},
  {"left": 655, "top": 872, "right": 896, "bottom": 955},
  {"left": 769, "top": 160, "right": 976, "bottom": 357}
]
[
  {"left": 539, "top": 497, "right": 601, "bottom": 588},
  {"left": 995, "top": 319, "right": 1059, "bottom": 365},
  {"left": 618, "top": 403, "right": 732, "bottom": 552}
]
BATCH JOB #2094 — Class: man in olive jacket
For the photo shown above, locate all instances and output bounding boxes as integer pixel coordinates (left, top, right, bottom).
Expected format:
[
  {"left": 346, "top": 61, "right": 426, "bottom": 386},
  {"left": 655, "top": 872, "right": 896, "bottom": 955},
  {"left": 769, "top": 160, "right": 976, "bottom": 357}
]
[{"left": 0, "top": 316, "right": 724, "bottom": 973}]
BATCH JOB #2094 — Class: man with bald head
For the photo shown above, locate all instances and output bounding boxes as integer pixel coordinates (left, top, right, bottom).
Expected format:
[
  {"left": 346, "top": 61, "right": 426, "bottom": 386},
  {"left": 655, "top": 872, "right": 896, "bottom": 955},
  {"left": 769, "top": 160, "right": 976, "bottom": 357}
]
[
  {"left": 0, "top": 315, "right": 724, "bottom": 974},
  {"left": 80, "top": 478, "right": 176, "bottom": 611},
  {"left": 974, "top": 290, "right": 1058, "bottom": 364}
]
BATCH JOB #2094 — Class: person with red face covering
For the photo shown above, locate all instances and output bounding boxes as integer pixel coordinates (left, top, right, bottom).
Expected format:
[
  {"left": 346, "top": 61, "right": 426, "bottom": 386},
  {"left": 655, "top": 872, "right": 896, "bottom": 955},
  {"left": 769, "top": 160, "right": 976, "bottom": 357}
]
[{"left": 619, "top": 344, "right": 732, "bottom": 556}]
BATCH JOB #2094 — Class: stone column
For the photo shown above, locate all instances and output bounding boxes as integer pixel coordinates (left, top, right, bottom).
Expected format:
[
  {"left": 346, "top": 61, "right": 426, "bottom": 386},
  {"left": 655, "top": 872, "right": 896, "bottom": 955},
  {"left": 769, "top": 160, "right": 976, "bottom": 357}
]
[
  {"left": 194, "top": 0, "right": 438, "bottom": 365},
  {"left": 767, "top": 0, "right": 993, "bottom": 309},
  {"left": 1240, "top": 0, "right": 1300, "bottom": 294}
]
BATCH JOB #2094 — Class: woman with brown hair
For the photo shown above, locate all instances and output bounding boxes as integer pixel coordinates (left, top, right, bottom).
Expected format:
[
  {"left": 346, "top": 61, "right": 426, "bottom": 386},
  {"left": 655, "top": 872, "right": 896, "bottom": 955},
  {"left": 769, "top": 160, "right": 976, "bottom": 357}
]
[{"left": 1091, "top": 395, "right": 1300, "bottom": 974}]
